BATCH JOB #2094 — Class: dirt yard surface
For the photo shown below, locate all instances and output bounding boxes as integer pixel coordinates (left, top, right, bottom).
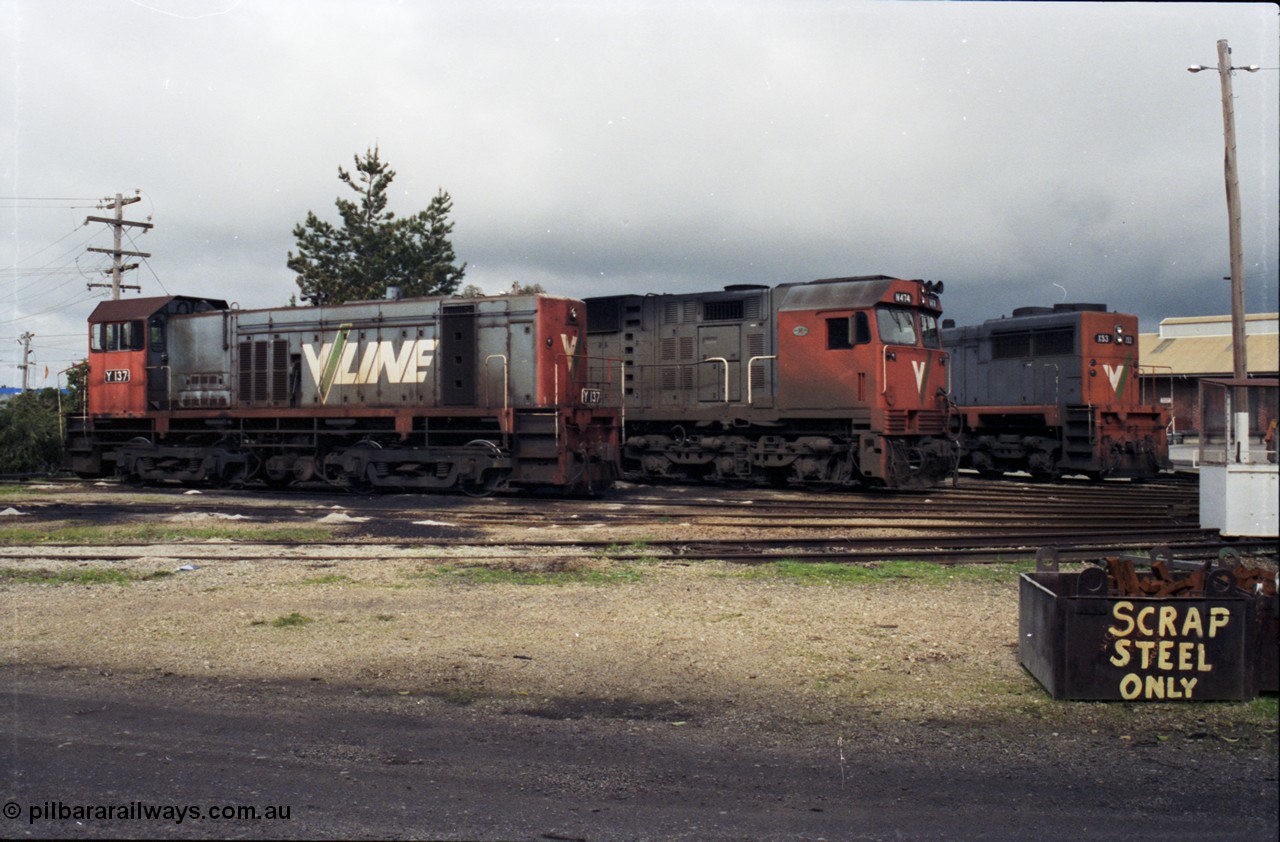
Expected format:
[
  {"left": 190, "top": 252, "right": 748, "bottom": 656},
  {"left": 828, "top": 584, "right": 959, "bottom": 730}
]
[{"left": 2, "top": 484, "right": 1277, "bottom": 839}]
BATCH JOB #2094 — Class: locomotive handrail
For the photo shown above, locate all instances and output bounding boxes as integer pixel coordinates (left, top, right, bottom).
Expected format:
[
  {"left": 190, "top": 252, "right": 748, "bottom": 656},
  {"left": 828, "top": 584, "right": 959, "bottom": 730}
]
[
  {"left": 746, "top": 355, "right": 776, "bottom": 405},
  {"left": 484, "top": 354, "right": 509, "bottom": 412},
  {"left": 704, "top": 357, "right": 729, "bottom": 403}
]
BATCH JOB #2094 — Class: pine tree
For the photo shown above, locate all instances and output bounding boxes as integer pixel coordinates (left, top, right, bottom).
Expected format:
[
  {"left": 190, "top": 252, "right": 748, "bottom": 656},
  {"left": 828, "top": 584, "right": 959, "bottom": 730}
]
[{"left": 287, "top": 147, "right": 466, "bottom": 305}]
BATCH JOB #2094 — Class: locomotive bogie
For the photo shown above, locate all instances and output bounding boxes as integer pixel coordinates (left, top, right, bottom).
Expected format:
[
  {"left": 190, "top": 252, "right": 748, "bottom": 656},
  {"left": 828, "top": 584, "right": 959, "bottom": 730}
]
[
  {"left": 586, "top": 276, "right": 956, "bottom": 489},
  {"left": 69, "top": 293, "right": 620, "bottom": 494}
]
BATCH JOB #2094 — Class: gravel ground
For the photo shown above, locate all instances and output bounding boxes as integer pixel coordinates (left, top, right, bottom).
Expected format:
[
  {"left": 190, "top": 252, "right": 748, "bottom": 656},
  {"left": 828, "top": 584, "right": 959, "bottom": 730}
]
[
  {"left": 2, "top": 485, "right": 1277, "bottom": 839},
  {"left": 2, "top": 541, "right": 1275, "bottom": 751}
]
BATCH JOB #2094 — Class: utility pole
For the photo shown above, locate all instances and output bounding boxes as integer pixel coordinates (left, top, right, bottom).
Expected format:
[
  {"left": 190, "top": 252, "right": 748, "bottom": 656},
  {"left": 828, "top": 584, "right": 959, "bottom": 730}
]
[
  {"left": 17, "top": 332, "right": 34, "bottom": 393},
  {"left": 1190, "top": 40, "right": 1260, "bottom": 461},
  {"left": 85, "top": 192, "right": 153, "bottom": 299}
]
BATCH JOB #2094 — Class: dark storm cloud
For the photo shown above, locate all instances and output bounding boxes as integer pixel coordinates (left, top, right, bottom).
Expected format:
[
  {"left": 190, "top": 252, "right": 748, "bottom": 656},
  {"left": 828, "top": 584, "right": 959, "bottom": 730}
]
[{"left": 3, "top": 0, "right": 1276, "bottom": 385}]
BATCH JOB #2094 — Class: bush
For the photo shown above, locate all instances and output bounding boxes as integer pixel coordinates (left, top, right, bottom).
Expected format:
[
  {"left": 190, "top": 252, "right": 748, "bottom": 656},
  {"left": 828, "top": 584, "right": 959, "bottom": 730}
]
[{"left": 0, "top": 389, "right": 64, "bottom": 473}]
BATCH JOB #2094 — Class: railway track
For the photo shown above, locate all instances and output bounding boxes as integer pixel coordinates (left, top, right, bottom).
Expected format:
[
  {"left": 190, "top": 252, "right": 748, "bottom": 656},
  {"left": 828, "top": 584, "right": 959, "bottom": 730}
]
[{"left": 3, "top": 474, "right": 1267, "bottom": 567}]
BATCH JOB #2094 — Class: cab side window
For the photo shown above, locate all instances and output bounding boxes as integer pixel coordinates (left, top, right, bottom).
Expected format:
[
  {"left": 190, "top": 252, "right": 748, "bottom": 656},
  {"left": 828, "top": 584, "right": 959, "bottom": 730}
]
[
  {"left": 826, "top": 313, "right": 871, "bottom": 350},
  {"left": 827, "top": 317, "right": 852, "bottom": 350},
  {"left": 90, "top": 320, "right": 146, "bottom": 352}
]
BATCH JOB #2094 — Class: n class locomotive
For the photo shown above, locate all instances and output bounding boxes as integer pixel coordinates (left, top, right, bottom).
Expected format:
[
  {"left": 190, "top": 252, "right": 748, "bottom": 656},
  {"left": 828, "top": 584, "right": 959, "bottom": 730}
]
[
  {"left": 584, "top": 276, "right": 956, "bottom": 489},
  {"left": 63, "top": 291, "right": 621, "bottom": 494},
  {"left": 941, "top": 303, "right": 1170, "bottom": 480}
]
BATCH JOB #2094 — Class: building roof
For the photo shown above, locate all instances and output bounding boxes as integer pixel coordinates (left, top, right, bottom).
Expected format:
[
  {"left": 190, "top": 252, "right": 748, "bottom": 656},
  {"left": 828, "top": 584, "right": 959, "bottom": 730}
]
[
  {"left": 1139, "top": 329, "right": 1279, "bottom": 377},
  {"left": 1157, "top": 311, "right": 1278, "bottom": 339}
]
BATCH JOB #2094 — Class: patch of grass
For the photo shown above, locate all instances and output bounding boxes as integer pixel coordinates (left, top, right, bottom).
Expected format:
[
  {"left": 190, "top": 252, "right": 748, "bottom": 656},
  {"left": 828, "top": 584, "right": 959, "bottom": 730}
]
[
  {"left": 412, "top": 560, "right": 643, "bottom": 586},
  {"left": 297, "top": 573, "right": 352, "bottom": 585},
  {"left": 270, "top": 612, "right": 314, "bottom": 628},
  {"left": 1249, "top": 694, "right": 1278, "bottom": 722},
  {"left": 735, "top": 559, "right": 1035, "bottom": 586},
  {"left": 0, "top": 566, "right": 135, "bottom": 585},
  {"left": 0, "top": 523, "right": 337, "bottom": 545}
]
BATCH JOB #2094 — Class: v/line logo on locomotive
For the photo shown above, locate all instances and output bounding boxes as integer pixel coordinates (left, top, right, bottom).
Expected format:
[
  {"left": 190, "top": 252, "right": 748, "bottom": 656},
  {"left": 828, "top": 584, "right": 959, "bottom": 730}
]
[
  {"left": 298, "top": 324, "right": 583, "bottom": 404},
  {"left": 1102, "top": 358, "right": 1133, "bottom": 396}
]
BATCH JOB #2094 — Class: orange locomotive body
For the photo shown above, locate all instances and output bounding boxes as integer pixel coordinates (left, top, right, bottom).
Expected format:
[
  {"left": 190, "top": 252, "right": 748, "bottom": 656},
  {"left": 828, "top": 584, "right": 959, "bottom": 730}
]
[{"left": 65, "top": 292, "right": 620, "bottom": 494}]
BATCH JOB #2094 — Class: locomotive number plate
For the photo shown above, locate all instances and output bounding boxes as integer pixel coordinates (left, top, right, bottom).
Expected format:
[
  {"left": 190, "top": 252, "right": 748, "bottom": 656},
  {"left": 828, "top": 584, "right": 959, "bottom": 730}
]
[
  {"left": 1094, "top": 333, "right": 1113, "bottom": 344},
  {"left": 580, "top": 388, "right": 603, "bottom": 406},
  {"left": 104, "top": 369, "right": 131, "bottom": 383},
  {"left": 894, "top": 292, "right": 913, "bottom": 304}
]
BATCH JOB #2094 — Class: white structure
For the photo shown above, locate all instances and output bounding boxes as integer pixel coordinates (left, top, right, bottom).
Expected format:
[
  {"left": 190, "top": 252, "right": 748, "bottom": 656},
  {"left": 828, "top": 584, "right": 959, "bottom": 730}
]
[{"left": 1198, "top": 378, "right": 1278, "bottom": 537}]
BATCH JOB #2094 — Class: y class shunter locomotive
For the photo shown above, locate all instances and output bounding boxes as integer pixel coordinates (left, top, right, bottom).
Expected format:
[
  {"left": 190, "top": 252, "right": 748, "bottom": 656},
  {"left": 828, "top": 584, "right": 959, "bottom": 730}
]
[
  {"left": 63, "top": 291, "right": 621, "bottom": 494},
  {"left": 941, "top": 303, "right": 1170, "bottom": 480},
  {"left": 584, "top": 276, "right": 957, "bottom": 489}
]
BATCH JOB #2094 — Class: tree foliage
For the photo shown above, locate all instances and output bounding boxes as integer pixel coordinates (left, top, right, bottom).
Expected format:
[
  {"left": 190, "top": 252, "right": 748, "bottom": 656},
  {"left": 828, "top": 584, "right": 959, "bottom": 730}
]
[
  {"left": 64, "top": 361, "right": 88, "bottom": 415},
  {"left": 0, "top": 389, "right": 64, "bottom": 474},
  {"left": 458, "top": 281, "right": 548, "bottom": 298},
  {"left": 287, "top": 147, "right": 466, "bottom": 305}
]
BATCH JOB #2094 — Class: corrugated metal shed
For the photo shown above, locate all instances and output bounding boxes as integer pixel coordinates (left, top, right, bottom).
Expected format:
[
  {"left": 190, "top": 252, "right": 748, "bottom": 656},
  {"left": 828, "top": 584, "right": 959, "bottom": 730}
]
[{"left": 1139, "top": 314, "right": 1279, "bottom": 376}]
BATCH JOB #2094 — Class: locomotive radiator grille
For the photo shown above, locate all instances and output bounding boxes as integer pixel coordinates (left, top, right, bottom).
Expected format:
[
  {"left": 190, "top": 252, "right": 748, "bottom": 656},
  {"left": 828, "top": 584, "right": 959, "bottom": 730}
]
[
  {"left": 237, "top": 338, "right": 291, "bottom": 406},
  {"left": 885, "top": 410, "right": 946, "bottom": 435}
]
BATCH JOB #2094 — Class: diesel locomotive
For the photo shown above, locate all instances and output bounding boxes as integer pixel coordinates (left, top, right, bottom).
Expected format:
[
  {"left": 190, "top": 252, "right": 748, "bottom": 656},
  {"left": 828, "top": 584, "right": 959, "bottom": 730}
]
[
  {"left": 941, "top": 303, "right": 1169, "bottom": 480},
  {"left": 64, "top": 292, "right": 621, "bottom": 494},
  {"left": 585, "top": 276, "right": 956, "bottom": 489}
]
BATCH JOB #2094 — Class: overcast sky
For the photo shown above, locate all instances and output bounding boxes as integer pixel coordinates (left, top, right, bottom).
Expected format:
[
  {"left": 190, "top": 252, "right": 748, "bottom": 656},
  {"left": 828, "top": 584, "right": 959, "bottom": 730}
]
[{"left": 3, "top": 0, "right": 1277, "bottom": 386}]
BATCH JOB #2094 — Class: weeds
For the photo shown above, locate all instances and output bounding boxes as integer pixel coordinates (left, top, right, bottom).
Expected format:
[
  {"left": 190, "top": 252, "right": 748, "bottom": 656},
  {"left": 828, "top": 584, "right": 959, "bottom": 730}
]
[
  {"left": 0, "top": 566, "right": 173, "bottom": 585},
  {"left": 298, "top": 573, "right": 353, "bottom": 586},
  {"left": 411, "top": 560, "right": 643, "bottom": 586},
  {"left": 733, "top": 559, "right": 1035, "bottom": 586},
  {"left": 270, "top": 612, "right": 314, "bottom": 628}
]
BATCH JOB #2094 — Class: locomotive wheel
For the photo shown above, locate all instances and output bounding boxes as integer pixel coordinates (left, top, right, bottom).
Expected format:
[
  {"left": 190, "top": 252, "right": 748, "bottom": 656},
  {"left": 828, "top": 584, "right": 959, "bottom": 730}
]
[{"left": 459, "top": 440, "right": 505, "bottom": 498}]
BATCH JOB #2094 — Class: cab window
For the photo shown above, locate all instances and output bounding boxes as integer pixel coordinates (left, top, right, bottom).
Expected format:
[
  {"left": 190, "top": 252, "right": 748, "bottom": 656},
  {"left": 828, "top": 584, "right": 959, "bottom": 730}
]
[
  {"left": 876, "top": 306, "right": 917, "bottom": 346},
  {"left": 90, "top": 320, "right": 146, "bottom": 352},
  {"left": 149, "top": 318, "right": 166, "bottom": 352},
  {"left": 920, "top": 313, "right": 941, "bottom": 349},
  {"left": 826, "top": 313, "right": 872, "bottom": 349}
]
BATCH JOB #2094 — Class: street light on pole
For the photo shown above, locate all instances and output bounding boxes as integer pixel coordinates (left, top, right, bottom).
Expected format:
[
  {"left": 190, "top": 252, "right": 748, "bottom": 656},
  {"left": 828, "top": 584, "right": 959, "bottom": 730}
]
[{"left": 1189, "top": 39, "right": 1259, "bottom": 461}]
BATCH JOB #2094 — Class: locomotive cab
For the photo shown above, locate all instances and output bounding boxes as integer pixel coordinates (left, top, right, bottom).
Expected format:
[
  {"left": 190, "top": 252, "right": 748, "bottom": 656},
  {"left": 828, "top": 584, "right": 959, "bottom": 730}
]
[{"left": 85, "top": 295, "right": 228, "bottom": 416}]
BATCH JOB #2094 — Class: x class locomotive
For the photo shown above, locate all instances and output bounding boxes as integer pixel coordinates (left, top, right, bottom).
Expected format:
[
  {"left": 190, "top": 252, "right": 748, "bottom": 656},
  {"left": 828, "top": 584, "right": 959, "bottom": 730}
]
[
  {"left": 64, "top": 292, "right": 620, "bottom": 494},
  {"left": 941, "top": 303, "right": 1169, "bottom": 480},
  {"left": 585, "top": 276, "right": 956, "bottom": 489}
]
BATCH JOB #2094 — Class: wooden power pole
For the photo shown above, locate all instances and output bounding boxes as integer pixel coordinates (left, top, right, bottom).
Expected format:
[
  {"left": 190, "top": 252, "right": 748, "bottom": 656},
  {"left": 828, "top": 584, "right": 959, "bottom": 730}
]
[
  {"left": 17, "top": 331, "right": 35, "bottom": 393},
  {"left": 1191, "top": 40, "right": 1260, "bottom": 461},
  {"left": 85, "top": 192, "right": 153, "bottom": 299}
]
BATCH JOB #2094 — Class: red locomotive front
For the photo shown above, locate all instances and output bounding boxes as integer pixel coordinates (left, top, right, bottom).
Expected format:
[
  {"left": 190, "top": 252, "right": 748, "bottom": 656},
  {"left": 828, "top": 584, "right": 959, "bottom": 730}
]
[{"left": 773, "top": 277, "right": 953, "bottom": 486}]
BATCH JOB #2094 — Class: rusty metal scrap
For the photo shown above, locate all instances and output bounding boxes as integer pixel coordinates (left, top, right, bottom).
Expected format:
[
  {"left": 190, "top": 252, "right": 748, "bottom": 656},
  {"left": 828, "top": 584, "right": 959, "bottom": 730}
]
[{"left": 1097, "top": 552, "right": 1275, "bottom": 599}]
